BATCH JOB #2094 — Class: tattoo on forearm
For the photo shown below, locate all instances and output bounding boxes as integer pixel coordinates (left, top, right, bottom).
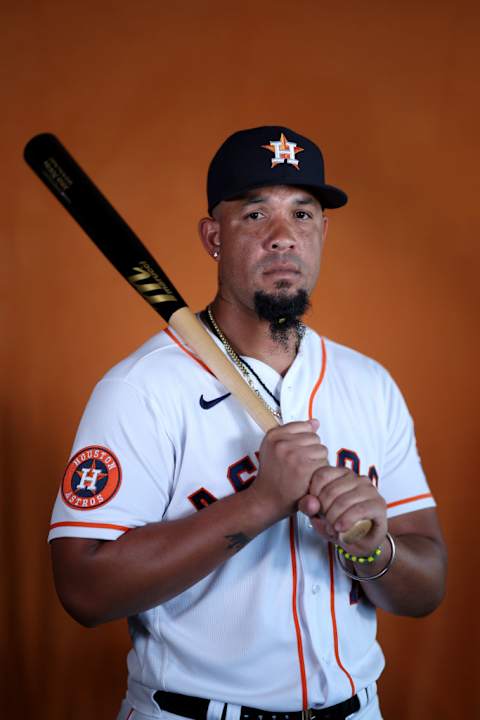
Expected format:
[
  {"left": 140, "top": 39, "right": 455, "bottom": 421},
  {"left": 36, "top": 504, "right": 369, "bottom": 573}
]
[{"left": 225, "top": 532, "right": 251, "bottom": 552}]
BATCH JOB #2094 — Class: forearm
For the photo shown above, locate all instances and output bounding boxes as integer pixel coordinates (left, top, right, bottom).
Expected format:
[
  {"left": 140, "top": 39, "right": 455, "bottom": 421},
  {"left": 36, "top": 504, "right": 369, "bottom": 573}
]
[
  {"left": 51, "top": 486, "right": 277, "bottom": 627},
  {"left": 346, "top": 531, "right": 447, "bottom": 617}
]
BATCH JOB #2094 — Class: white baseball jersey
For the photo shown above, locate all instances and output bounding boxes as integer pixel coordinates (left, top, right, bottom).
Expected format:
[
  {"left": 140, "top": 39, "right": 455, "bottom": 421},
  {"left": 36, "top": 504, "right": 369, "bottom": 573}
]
[{"left": 49, "top": 324, "right": 435, "bottom": 717}]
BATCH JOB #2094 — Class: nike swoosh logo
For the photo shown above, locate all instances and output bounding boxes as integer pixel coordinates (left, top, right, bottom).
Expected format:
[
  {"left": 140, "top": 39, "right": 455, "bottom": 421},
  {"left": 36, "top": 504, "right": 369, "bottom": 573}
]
[{"left": 199, "top": 392, "right": 231, "bottom": 409}]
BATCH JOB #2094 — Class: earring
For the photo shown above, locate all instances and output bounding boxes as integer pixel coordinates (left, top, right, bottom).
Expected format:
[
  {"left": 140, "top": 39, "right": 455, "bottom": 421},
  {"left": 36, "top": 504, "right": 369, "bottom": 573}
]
[{"left": 213, "top": 249, "right": 219, "bottom": 259}]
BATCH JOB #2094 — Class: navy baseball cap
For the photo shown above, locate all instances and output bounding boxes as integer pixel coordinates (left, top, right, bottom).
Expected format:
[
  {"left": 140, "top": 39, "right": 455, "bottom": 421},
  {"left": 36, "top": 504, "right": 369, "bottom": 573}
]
[{"left": 207, "top": 125, "right": 348, "bottom": 214}]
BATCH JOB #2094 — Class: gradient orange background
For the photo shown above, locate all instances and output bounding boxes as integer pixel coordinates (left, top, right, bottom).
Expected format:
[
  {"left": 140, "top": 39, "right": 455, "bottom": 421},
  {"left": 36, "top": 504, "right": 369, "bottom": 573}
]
[{"left": 2, "top": 2, "right": 479, "bottom": 718}]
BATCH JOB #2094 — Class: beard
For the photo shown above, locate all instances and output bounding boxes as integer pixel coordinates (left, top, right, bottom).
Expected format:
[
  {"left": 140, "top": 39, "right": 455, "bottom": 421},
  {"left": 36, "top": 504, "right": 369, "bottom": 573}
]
[{"left": 254, "top": 286, "right": 310, "bottom": 347}]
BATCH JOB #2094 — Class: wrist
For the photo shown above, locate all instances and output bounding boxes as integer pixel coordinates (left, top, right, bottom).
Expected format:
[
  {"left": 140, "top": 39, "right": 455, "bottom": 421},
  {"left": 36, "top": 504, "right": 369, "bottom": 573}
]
[
  {"left": 336, "top": 532, "right": 396, "bottom": 582},
  {"left": 242, "top": 483, "right": 285, "bottom": 530}
]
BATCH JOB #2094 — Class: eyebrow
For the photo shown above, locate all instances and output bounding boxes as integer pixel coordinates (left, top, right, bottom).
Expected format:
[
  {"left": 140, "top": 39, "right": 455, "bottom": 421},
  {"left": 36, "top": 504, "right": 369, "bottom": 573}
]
[
  {"left": 240, "top": 195, "right": 265, "bottom": 206},
  {"left": 240, "top": 194, "right": 317, "bottom": 206},
  {"left": 295, "top": 197, "right": 316, "bottom": 205}
]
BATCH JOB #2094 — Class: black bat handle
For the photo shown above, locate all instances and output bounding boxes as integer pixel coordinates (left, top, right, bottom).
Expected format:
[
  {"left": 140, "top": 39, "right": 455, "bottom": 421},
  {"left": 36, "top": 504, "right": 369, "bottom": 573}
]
[{"left": 24, "top": 133, "right": 187, "bottom": 322}]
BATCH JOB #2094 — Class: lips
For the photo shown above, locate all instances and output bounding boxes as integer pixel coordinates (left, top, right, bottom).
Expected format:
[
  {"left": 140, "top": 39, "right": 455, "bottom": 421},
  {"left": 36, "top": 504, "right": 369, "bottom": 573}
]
[{"left": 262, "top": 263, "right": 300, "bottom": 276}]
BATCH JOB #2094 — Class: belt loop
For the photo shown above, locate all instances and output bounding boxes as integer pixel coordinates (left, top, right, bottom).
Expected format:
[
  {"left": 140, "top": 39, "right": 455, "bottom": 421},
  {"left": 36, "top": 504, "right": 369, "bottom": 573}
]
[
  {"left": 302, "top": 710, "right": 312, "bottom": 720},
  {"left": 207, "top": 700, "right": 227, "bottom": 720},
  {"left": 225, "top": 701, "right": 242, "bottom": 720}
]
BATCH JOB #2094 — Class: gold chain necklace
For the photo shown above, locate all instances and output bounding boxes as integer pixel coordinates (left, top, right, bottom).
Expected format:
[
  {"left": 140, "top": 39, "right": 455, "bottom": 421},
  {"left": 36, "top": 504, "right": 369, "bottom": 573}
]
[{"left": 207, "top": 305, "right": 282, "bottom": 420}]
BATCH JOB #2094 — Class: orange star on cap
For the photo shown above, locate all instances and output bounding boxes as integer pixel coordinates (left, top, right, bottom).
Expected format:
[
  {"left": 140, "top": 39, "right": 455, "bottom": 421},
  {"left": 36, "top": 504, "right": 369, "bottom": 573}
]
[{"left": 262, "top": 133, "right": 304, "bottom": 170}]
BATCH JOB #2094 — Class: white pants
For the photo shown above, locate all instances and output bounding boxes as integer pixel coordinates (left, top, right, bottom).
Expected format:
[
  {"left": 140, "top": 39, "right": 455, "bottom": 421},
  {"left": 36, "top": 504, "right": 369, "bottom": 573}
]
[{"left": 117, "top": 684, "right": 382, "bottom": 720}]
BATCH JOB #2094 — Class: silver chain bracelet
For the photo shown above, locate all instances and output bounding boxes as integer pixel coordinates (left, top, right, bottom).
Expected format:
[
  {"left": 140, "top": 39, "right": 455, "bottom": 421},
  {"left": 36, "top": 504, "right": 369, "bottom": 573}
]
[{"left": 336, "top": 532, "right": 396, "bottom": 582}]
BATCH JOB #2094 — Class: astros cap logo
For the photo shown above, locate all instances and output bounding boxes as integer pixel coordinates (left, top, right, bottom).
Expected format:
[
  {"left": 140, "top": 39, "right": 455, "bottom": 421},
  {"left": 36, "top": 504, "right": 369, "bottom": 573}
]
[
  {"left": 61, "top": 445, "right": 122, "bottom": 510},
  {"left": 262, "top": 132, "right": 304, "bottom": 170}
]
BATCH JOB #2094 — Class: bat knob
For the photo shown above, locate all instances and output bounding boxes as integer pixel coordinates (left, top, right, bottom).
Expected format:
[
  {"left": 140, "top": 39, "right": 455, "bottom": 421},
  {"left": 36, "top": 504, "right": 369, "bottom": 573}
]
[{"left": 338, "top": 519, "right": 373, "bottom": 546}]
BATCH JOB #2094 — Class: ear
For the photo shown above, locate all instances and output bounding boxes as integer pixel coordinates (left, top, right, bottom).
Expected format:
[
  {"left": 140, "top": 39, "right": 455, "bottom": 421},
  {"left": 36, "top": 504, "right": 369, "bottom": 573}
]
[
  {"left": 322, "top": 214, "right": 329, "bottom": 243},
  {"left": 198, "top": 217, "right": 221, "bottom": 259}
]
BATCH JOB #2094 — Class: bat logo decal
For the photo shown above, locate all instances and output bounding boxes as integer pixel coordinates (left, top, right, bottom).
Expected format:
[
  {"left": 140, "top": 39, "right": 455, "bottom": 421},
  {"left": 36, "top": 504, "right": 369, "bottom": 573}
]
[{"left": 128, "top": 261, "right": 178, "bottom": 305}]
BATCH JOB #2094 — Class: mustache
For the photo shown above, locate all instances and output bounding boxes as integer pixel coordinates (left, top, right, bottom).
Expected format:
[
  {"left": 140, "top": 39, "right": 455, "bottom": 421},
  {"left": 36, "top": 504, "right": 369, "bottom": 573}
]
[{"left": 255, "top": 255, "right": 305, "bottom": 273}]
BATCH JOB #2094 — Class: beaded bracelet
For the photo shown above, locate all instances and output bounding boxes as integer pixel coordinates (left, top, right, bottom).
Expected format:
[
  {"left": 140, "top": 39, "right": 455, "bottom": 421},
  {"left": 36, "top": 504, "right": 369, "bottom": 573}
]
[
  {"left": 335, "top": 545, "right": 383, "bottom": 564},
  {"left": 335, "top": 532, "right": 396, "bottom": 582}
]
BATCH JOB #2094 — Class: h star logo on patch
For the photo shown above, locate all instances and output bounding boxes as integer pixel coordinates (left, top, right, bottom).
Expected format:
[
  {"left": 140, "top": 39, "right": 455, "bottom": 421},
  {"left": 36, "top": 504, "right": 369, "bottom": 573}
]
[
  {"left": 262, "top": 133, "right": 304, "bottom": 170},
  {"left": 75, "top": 462, "right": 107, "bottom": 492}
]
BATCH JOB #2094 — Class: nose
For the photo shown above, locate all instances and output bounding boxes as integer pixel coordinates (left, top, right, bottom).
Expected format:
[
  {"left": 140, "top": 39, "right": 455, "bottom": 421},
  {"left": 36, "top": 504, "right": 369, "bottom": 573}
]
[{"left": 263, "top": 218, "right": 296, "bottom": 252}]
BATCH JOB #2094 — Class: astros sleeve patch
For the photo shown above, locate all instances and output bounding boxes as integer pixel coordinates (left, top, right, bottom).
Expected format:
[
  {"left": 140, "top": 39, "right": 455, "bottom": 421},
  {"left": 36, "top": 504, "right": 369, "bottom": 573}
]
[{"left": 61, "top": 445, "right": 122, "bottom": 511}]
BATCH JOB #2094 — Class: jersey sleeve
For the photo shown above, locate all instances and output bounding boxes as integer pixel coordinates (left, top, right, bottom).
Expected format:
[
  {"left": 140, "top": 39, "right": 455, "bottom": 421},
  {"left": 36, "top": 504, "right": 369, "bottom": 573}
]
[
  {"left": 379, "top": 369, "right": 436, "bottom": 518},
  {"left": 48, "top": 378, "right": 175, "bottom": 542}
]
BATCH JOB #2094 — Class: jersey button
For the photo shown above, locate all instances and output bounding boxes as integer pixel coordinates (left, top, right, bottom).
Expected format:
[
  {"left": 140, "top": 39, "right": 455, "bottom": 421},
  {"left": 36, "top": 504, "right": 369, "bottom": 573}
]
[{"left": 312, "top": 584, "right": 320, "bottom": 594}]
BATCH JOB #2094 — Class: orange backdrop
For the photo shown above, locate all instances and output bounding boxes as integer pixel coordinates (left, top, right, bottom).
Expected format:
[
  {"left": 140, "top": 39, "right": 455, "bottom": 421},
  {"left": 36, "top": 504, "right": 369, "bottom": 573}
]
[{"left": 2, "top": 1, "right": 479, "bottom": 718}]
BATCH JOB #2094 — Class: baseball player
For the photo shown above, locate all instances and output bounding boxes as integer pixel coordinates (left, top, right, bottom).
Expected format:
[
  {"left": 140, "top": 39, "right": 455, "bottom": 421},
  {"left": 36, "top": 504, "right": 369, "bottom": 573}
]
[{"left": 49, "top": 126, "right": 447, "bottom": 720}]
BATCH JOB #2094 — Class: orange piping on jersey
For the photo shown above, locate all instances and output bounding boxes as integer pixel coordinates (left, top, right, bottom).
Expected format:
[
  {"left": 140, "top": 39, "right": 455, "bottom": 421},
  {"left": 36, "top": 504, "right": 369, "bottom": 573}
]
[
  {"left": 308, "top": 337, "right": 354, "bottom": 694},
  {"left": 387, "top": 492, "right": 433, "bottom": 510},
  {"left": 289, "top": 517, "right": 308, "bottom": 709},
  {"left": 308, "top": 337, "right": 327, "bottom": 419},
  {"left": 328, "top": 544, "right": 356, "bottom": 696},
  {"left": 163, "top": 327, "right": 214, "bottom": 376},
  {"left": 49, "top": 521, "right": 130, "bottom": 532}
]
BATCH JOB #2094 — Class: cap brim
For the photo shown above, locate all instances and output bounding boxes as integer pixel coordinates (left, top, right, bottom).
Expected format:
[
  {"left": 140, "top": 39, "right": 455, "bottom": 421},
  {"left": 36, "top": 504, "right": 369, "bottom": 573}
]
[
  {"left": 309, "top": 183, "right": 348, "bottom": 209},
  {"left": 210, "top": 181, "right": 348, "bottom": 214}
]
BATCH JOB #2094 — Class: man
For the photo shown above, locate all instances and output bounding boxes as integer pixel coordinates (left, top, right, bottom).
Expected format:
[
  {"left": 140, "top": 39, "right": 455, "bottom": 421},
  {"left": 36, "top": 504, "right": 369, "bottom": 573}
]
[{"left": 49, "top": 126, "right": 447, "bottom": 720}]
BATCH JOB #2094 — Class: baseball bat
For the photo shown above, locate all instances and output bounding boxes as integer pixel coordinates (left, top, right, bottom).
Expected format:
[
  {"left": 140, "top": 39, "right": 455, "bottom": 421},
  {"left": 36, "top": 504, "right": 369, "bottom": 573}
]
[{"left": 23, "top": 133, "right": 371, "bottom": 545}]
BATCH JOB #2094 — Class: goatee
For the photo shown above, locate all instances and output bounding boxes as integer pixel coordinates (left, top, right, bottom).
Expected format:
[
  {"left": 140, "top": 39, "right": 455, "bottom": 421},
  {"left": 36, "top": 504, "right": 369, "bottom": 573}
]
[{"left": 254, "top": 288, "right": 310, "bottom": 347}]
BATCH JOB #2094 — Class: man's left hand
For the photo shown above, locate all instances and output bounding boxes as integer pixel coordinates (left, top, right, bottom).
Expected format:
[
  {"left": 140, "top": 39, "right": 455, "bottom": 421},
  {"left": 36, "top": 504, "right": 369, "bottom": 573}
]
[{"left": 298, "top": 466, "right": 388, "bottom": 555}]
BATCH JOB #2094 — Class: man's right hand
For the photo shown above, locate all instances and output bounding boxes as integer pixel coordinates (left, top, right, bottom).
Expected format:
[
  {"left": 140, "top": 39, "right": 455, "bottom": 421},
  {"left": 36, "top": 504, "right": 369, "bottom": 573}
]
[{"left": 250, "top": 419, "right": 328, "bottom": 522}]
